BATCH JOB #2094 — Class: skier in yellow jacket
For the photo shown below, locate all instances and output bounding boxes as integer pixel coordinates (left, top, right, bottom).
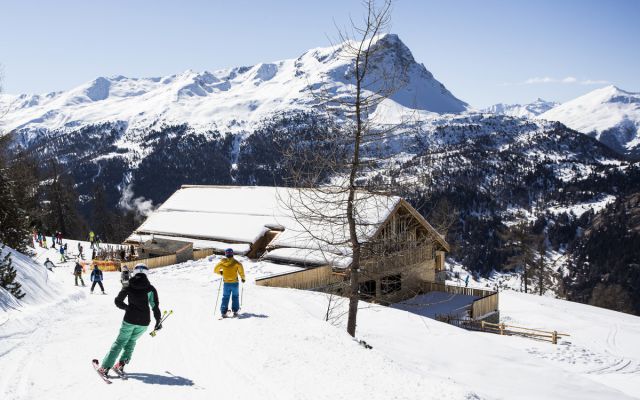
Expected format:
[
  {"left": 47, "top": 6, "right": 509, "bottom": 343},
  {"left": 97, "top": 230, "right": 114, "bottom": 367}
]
[{"left": 214, "top": 248, "right": 246, "bottom": 317}]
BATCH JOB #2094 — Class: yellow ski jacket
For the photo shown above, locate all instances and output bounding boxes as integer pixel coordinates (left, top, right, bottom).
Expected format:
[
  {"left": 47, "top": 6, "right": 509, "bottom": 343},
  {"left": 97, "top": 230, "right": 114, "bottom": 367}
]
[{"left": 214, "top": 257, "right": 246, "bottom": 283}]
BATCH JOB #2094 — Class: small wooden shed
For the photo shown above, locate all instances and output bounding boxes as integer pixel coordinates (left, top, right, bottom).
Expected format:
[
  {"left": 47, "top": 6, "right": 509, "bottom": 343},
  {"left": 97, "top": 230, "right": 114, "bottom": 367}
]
[{"left": 139, "top": 237, "right": 193, "bottom": 264}]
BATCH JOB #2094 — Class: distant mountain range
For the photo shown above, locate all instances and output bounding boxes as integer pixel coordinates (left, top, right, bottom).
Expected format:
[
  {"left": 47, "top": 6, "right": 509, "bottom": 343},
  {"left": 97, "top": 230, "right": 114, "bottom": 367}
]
[
  {"left": 540, "top": 86, "right": 640, "bottom": 159},
  {"left": 482, "top": 86, "right": 640, "bottom": 159},
  {"left": 0, "top": 34, "right": 467, "bottom": 138},
  {"left": 482, "top": 98, "right": 559, "bottom": 118}
]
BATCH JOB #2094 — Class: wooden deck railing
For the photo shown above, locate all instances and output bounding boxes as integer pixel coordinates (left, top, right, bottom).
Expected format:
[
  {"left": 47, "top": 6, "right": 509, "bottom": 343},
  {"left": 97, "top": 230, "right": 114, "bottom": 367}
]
[
  {"left": 471, "top": 292, "right": 499, "bottom": 319},
  {"left": 422, "top": 281, "right": 499, "bottom": 320},
  {"left": 422, "top": 281, "right": 495, "bottom": 298}
]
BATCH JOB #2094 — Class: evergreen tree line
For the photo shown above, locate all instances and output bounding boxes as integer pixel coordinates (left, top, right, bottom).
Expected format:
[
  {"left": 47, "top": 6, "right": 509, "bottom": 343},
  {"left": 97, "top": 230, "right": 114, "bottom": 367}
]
[{"left": 0, "top": 134, "right": 139, "bottom": 249}]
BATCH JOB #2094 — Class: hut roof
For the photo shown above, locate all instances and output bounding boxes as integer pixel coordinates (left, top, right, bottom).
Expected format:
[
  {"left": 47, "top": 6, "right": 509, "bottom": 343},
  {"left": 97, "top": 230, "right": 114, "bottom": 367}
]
[{"left": 128, "top": 185, "right": 449, "bottom": 267}]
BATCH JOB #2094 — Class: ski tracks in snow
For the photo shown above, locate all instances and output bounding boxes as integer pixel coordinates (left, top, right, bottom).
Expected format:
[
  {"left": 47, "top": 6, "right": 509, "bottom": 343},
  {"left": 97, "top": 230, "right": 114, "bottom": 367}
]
[{"left": 0, "top": 290, "right": 86, "bottom": 398}]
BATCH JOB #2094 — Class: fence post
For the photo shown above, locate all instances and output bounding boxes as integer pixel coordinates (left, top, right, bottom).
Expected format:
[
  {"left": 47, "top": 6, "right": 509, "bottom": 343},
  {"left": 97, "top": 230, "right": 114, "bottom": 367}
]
[
  {"left": 552, "top": 331, "right": 557, "bottom": 345},
  {"left": 500, "top": 323, "right": 505, "bottom": 335}
]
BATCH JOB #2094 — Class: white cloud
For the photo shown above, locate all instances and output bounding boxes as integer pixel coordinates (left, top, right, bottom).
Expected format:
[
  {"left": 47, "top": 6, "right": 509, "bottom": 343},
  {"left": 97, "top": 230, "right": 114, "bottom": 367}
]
[
  {"left": 503, "top": 76, "right": 609, "bottom": 86},
  {"left": 580, "top": 79, "right": 610, "bottom": 85}
]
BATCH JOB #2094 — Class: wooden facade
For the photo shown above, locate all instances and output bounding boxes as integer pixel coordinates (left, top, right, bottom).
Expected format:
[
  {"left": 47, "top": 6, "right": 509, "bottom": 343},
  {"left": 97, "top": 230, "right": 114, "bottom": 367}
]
[
  {"left": 259, "top": 200, "right": 458, "bottom": 306},
  {"left": 351, "top": 201, "right": 449, "bottom": 303}
]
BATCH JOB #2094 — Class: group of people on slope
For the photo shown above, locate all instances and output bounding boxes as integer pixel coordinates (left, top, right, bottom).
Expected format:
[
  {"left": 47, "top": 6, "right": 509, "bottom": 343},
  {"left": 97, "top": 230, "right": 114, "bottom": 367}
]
[
  {"left": 94, "top": 247, "right": 245, "bottom": 378},
  {"left": 73, "top": 261, "right": 108, "bottom": 294},
  {"left": 33, "top": 230, "right": 64, "bottom": 249}
]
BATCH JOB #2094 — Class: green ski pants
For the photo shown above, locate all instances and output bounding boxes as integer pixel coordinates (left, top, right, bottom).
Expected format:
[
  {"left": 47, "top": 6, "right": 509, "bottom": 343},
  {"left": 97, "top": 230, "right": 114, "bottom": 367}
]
[{"left": 102, "top": 321, "right": 147, "bottom": 369}]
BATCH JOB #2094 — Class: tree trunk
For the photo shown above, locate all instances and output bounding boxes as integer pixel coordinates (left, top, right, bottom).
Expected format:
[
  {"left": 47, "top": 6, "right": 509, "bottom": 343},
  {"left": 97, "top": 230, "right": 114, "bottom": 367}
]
[{"left": 346, "top": 53, "right": 364, "bottom": 338}]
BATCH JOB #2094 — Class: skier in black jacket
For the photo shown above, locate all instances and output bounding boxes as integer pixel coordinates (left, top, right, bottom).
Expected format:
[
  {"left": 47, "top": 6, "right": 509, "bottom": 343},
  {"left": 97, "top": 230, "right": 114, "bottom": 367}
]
[{"left": 97, "top": 264, "right": 162, "bottom": 377}]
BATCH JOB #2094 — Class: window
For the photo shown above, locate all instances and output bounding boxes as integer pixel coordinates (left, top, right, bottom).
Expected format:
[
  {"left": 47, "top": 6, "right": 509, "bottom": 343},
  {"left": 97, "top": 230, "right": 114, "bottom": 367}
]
[
  {"left": 435, "top": 253, "right": 444, "bottom": 272},
  {"left": 381, "top": 274, "right": 402, "bottom": 295},
  {"left": 359, "top": 280, "right": 376, "bottom": 299}
]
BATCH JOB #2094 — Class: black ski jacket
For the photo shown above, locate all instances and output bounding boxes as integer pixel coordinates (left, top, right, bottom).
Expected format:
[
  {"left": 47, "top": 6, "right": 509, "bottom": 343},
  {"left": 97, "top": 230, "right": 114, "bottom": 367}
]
[{"left": 115, "top": 274, "right": 161, "bottom": 327}]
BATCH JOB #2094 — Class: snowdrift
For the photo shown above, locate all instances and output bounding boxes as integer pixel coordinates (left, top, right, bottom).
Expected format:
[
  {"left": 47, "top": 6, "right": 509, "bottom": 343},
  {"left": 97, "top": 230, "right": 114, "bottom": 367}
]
[{"left": 0, "top": 244, "right": 71, "bottom": 313}]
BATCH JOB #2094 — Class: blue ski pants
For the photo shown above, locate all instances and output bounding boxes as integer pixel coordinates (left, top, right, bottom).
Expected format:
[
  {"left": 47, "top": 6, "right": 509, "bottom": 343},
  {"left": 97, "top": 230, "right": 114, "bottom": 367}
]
[{"left": 220, "top": 282, "right": 240, "bottom": 313}]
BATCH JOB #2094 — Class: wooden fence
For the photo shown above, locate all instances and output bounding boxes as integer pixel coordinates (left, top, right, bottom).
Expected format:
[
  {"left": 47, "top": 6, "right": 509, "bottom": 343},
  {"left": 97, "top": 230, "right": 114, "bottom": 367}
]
[
  {"left": 193, "top": 248, "right": 215, "bottom": 260},
  {"left": 256, "top": 266, "right": 342, "bottom": 290},
  {"left": 120, "top": 254, "right": 177, "bottom": 270},
  {"left": 439, "top": 317, "right": 569, "bottom": 344}
]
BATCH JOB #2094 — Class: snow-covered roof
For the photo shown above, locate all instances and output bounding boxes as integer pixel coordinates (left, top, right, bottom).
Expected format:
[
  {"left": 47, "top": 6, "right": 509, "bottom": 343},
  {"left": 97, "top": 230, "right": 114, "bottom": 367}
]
[
  {"left": 131, "top": 185, "right": 399, "bottom": 258},
  {"left": 130, "top": 185, "right": 448, "bottom": 268},
  {"left": 125, "top": 233, "right": 250, "bottom": 254}
]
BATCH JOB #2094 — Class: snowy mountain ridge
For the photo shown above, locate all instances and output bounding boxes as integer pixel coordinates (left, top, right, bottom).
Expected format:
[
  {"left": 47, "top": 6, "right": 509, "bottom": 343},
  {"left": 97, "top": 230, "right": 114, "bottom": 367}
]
[
  {"left": 540, "top": 85, "right": 640, "bottom": 158},
  {"left": 0, "top": 34, "right": 468, "bottom": 138},
  {"left": 482, "top": 98, "right": 559, "bottom": 118}
]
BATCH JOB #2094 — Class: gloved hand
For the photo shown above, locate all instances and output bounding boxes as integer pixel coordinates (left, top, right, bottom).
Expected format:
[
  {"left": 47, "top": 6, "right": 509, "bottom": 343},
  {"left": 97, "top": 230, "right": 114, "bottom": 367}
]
[
  {"left": 154, "top": 320, "right": 162, "bottom": 331},
  {"left": 241, "top": 279, "right": 245, "bottom": 283}
]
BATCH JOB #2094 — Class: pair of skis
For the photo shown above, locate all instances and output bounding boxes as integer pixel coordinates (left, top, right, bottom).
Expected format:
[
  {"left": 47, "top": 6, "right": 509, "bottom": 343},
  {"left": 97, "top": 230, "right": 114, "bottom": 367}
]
[
  {"left": 92, "top": 309, "right": 174, "bottom": 383},
  {"left": 91, "top": 360, "right": 126, "bottom": 384},
  {"left": 218, "top": 310, "right": 242, "bottom": 320}
]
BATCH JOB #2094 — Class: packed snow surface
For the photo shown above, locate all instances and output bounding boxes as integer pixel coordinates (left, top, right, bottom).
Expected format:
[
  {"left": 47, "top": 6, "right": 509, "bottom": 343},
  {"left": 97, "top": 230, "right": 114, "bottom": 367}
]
[{"left": 1, "top": 241, "right": 639, "bottom": 399}]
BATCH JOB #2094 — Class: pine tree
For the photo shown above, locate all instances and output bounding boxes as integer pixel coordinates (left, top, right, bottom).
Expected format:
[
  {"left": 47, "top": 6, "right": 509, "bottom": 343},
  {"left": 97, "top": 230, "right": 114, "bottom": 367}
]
[
  {"left": 42, "top": 162, "right": 86, "bottom": 239},
  {"left": 499, "top": 221, "right": 540, "bottom": 293},
  {"left": 0, "top": 247, "right": 26, "bottom": 299},
  {"left": 0, "top": 167, "right": 31, "bottom": 252}
]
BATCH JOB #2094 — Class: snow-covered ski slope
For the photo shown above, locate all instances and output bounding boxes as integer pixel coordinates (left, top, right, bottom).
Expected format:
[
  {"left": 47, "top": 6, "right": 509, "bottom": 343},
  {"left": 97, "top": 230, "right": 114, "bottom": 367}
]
[{"left": 1, "top": 247, "right": 640, "bottom": 399}]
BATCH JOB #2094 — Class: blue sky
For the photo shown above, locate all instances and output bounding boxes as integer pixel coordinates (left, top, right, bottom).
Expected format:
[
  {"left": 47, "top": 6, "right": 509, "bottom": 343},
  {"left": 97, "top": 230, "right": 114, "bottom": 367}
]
[{"left": 1, "top": 0, "right": 638, "bottom": 107}]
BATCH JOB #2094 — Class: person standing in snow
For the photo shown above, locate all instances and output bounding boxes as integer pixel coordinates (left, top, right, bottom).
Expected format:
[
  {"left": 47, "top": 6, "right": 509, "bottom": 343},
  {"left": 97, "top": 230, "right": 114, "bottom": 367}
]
[
  {"left": 89, "top": 231, "right": 95, "bottom": 249},
  {"left": 59, "top": 245, "right": 66, "bottom": 262},
  {"left": 465, "top": 275, "right": 470, "bottom": 288},
  {"left": 78, "top": 242, "right": 84, "bottom": 260},
  {"left": 96, "top": 263, "right": 162, "bottom": 378},
  {"left": 214, "top": 248, "right": 246, "bottom": 317},
  {"left": 120, "top": 265, "right": 131, "bottom": 287},
  {"left": 50, "top": 232, "right": 56, "bottom": 249},
  {"left": 74, "top": 261, "right": 85, "bottom": 286},
  {"left": 90, "top": 264, "right": 105, "bottom": 294}
]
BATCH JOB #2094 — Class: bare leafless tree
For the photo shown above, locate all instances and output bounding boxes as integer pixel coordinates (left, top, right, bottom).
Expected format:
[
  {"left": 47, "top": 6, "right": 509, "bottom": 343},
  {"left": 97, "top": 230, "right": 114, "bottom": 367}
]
[{"left": 277, "top": 0, "right": 442, "bottom": 337}]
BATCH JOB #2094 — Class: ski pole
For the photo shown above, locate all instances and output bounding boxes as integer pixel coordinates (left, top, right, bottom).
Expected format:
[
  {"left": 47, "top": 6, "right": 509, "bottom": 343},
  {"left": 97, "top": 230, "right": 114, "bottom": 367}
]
[
  {"left": 213, "top": 278, "right": 223, "bottom": 318},
  {"left": 240, "top": 281, "right": 244, "bottom": 308},
  {"left": 150, "top": 310, "right": 173, "bottom": 337}
]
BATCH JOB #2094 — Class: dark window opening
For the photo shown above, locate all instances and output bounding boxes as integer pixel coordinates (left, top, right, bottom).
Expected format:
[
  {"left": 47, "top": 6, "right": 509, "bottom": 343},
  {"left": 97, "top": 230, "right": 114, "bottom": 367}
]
[
  {"left": 359, "top": 280, "right": 376, "bottom": 299},
  {"left": 381, "top": 274, "right": 402, "bottom": 295}
]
